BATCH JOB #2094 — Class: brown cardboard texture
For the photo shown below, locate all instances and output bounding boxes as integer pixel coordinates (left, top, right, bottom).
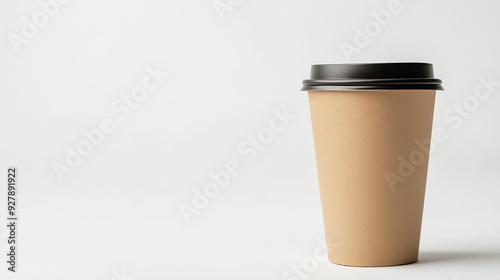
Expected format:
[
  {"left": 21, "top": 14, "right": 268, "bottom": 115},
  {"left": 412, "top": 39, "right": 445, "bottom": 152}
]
[{"left": 308, "top": 90, "right": 436, "bottom": 267}]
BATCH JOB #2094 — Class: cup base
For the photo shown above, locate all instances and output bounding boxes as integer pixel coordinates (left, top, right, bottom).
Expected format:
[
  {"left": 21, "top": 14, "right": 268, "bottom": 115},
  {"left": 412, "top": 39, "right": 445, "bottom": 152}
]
[{"left": 328, "top": 257, "right": 418, "bottom": 267}]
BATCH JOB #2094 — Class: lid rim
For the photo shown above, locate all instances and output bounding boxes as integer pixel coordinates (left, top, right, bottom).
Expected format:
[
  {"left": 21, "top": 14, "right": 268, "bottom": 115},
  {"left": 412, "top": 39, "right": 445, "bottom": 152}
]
[{"left": 303, "top": 78, "right": 443, "bottom": 84}]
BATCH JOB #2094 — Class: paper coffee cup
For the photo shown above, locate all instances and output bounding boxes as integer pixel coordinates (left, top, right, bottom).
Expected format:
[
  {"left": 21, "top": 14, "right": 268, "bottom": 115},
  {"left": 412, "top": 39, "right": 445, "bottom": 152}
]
[{"left": 301, "top": 63, "right": 443, "bottom": 267}]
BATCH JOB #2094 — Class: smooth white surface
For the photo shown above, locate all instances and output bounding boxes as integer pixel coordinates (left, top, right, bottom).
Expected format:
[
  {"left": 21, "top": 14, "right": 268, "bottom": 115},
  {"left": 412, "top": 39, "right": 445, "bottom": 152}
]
[{"left": 0, "top": 0, "right": 499, "bottom": 279}]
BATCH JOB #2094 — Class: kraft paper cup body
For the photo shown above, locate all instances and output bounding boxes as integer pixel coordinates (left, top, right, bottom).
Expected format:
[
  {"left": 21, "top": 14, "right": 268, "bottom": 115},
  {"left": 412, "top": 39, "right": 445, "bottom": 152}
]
[
  {"left": 302, "top": 63, "right": 443, "bottom": 267},
  {"left": 308, "top": 89, "right": 436, "bottom": 266}
]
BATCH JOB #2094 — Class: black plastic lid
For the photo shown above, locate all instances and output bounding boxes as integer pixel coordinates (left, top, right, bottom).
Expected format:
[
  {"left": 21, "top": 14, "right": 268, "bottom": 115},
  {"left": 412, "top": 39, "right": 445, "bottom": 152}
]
[{"left": 301, "top": 62, "right": 443, "bottom": 91}]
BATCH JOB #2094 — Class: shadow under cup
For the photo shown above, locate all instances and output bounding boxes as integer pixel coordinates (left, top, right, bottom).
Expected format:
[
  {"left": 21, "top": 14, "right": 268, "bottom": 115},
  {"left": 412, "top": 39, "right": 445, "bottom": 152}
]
[{"left": 302, "top": 63, "right": 444, "bottom": 267}]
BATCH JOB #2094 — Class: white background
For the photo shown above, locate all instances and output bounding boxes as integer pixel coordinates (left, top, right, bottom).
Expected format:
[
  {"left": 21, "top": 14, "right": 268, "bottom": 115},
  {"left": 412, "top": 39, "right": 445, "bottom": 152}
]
[{"left": 1, "top": 0, "right": 499, "bottom": 279}]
